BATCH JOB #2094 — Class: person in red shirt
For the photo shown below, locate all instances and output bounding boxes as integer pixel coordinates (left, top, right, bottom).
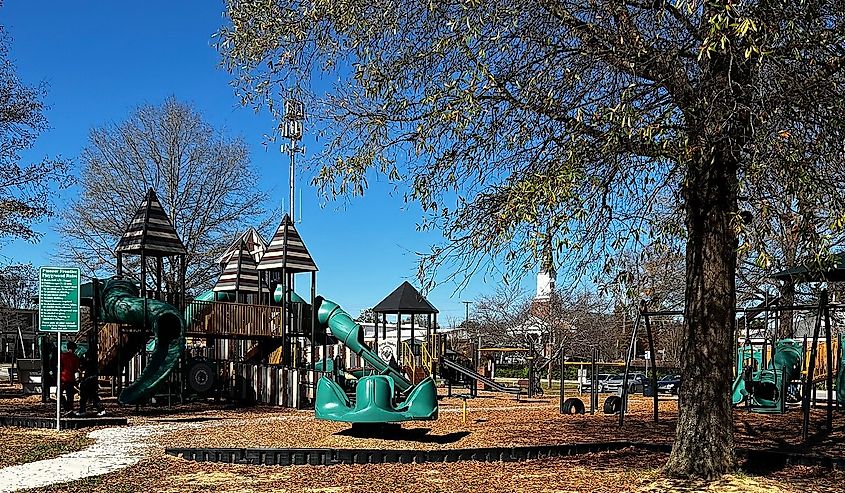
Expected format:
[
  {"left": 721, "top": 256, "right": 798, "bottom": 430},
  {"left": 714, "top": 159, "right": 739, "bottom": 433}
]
[{"left": 60, "top": 341, "right": 81, "bottom": 413}]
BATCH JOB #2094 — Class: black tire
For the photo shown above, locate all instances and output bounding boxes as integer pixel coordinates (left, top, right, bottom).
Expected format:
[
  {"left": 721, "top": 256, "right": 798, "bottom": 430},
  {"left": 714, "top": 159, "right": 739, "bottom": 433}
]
[
  {"left": 187, "top": 360, "right": 215, "bottom": 394},
  {"left": 562, "top": 397, "right": 585, "bottom": 414},
  {"left": 603, "top": 395, "right": 622, "bottom": 414}
]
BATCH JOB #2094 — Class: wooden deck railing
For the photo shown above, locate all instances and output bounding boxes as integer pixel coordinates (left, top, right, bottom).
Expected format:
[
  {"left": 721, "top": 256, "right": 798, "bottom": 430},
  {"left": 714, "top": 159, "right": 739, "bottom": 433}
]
[{"left": 186, "top": 300, "right": 283, "bottom": 339}]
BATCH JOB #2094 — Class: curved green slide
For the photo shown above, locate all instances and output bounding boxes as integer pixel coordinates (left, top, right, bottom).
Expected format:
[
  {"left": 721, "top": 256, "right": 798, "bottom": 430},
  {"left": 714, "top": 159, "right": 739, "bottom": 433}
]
[
  {"left": 732, "top": 339, "right": 802, "bottom": 412},
  {"left": 313, "top": 297, "right": 437, "bottom": 423},
  {"left": 98, "top": 278, "right": 186, "bottom": 405}
]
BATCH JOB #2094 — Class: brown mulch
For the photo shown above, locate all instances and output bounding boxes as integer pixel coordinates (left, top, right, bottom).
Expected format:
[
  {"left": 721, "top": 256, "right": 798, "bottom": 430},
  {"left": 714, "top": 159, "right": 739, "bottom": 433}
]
[
  {"left": 22, "top": 448, "right": 845, "bottom": 493},
  {"left": 4, "top": 389, "right": 845, "bottom": 492}
]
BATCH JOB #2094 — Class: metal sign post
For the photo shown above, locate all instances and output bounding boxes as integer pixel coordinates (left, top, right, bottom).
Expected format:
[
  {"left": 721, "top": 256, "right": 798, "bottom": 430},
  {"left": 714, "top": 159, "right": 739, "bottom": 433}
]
[
  {"left": 56, "top": 332, "right": 61, "bottom": 430},
  {"left": 38, "top": 267, "right": 81, "bottom": 431}
]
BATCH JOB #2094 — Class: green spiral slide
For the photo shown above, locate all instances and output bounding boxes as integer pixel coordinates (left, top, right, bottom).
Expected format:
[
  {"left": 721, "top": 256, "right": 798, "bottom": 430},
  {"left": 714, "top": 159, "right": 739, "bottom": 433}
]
[{"left": 98, "top": 278, "right": 186, "bottom": 405}]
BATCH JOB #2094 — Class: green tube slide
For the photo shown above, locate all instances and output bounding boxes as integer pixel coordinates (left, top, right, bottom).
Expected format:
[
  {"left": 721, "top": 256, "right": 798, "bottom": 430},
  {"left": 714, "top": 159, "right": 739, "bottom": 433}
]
[
  {"left": 733, "top": 339, "right": 802, "bottom": 411},
  {"left": 313, "top": 297, "right": 437, "bottom": 423},
  {"left": 316, "top": 298, "right": 412, "bottom": 393},
  {"left": 98, "top": 278, "right": 186, "bottom": 405}
]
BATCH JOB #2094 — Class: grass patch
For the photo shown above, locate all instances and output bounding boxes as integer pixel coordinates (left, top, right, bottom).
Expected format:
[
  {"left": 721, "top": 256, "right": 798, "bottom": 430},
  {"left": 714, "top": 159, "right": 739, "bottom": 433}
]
[{"left": 0, "top": 428, "right": 94, "bottom": 467}]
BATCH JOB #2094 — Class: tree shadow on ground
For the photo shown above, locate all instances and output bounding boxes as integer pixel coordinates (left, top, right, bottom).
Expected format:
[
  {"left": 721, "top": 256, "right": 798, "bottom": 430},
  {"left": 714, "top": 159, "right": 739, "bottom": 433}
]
[{"left": 335, "top": 426, "right": 470, "bottom": 444}]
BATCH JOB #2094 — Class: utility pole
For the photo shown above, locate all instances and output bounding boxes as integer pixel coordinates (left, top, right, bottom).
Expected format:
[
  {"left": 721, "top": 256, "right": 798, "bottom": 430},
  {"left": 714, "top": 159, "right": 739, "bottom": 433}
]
[{"left": 462, "top": 301, "right": 471, "bottom": 332}]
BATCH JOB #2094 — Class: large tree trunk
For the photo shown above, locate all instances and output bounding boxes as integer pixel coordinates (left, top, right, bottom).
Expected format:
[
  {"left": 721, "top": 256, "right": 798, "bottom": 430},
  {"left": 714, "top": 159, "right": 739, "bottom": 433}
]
[
  {"left": 664, "top": 145, "right": 738, "bottom": 478},
  {"left": 778, "top": 278, "right": 795, "bottom": 339}
]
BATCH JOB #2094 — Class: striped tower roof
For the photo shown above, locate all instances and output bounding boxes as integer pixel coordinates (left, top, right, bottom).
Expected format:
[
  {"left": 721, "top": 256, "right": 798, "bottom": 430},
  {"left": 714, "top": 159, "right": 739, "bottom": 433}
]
[
  {"left": 257, "top": 214, "right": 318, "bottom": 273},
  {"left": 115, "top": 189, "right": 187, "bottom": 257},
  {"left": 217, "top": 227, "right": 268, "bottom": 267},
  {"left": 213, "top": 239, "right": 261, "bottom": 293}
]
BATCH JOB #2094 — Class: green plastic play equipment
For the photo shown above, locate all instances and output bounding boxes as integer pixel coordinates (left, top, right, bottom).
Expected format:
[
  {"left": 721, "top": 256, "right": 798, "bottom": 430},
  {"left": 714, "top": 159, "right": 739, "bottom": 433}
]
[
  {"left": 97, "top": 278, "right": 186, "bottom": 405},
  {"left": 184, "top": 289, "right": 216, "bottom": 325},
  {"left": 312, "top": 297, "right": 438, "bottom": 423},
  {"left": 732, "top": 339, "right": 802, "bottom": 412}
]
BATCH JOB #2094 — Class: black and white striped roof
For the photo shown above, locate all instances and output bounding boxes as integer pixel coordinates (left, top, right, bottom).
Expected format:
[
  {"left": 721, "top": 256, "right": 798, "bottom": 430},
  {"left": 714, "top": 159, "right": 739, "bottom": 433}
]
[
  {"left": 217, "top": 227, "right": 267, "bottom": 267},
  {"left": 115, "top": 189, "right": 187, "bottom": 256},
  {"left": 257, "top": 214, "right": 318, "bottom": 273},
  {"left": 213, "top": 239, "right": 261, "bottom": 293}
]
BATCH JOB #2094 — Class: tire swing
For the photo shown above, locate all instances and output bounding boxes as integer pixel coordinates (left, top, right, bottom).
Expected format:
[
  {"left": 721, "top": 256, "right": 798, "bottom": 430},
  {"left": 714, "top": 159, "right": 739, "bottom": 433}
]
[
  {"left": 603, "top": 395, "right": 622, "bottom": 414},
  {"left": 561, "top": 397, "right": 586, "bottom": 414},
  {"left": 187, "top": 359, "right": 216, "bottom": 395}
]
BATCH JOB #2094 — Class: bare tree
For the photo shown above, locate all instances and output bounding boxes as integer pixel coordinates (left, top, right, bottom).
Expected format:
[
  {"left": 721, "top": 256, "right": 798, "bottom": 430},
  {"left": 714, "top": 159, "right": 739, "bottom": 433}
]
[
  {"left": 356, "top": 308, "right": 377, "bottom": 323},
  {"left": 57, "top": 98, "right": 268, "bottom": 294},
  {"left": 473, "top": 286, "right": 620, "bottom": 360},
  {"left": 0, "top": 18, "right": 70, "bottom": 243},
  {"left": 0, "top": 263, "right": 36, "bottom": 310},
  {"left": 472, "top": 286, "right": 532, "bottom": 347}
]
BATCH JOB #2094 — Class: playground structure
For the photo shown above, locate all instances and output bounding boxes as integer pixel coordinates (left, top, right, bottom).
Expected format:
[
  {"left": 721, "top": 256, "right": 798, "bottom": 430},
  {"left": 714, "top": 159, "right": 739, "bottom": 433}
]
[{"left": 23, "top": 188, "right": 450, "bottom": 424}]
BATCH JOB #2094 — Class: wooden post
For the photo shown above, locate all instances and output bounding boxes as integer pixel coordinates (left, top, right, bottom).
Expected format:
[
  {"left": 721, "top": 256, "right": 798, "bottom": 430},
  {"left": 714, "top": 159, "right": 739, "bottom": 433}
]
[
  {"left": 179, "top": 254, "right": 186, "bottom": 310},
  {"left": 803, "top": 290, "right": 825, "bottom": 441},
  {"left": 590, "top": 348, "right": 597, "bottom": 415},
  {"left": 824, "top": 297, "right": 833, "bottom": 431},
  {"left": 156, "top": 256, "right": 163, "bottom": 301}
]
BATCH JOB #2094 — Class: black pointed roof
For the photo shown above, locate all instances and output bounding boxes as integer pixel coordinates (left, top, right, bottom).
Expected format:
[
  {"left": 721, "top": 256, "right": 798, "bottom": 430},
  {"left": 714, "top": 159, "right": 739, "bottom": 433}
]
[
  {"left": 771, "top": 252, "right": 845, "bottom": 283},
  {"left": 115, "top": 189, "right": 187, "bottom": 257},
  {"left": 373, "top": 281, "right": 438, "bottom": 314}
]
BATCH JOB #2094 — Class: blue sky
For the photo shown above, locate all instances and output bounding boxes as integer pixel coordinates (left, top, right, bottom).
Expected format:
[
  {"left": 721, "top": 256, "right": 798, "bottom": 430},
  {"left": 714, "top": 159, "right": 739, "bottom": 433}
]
[{"left": 1, "top": 1, "right": 541, "bottom": 324}]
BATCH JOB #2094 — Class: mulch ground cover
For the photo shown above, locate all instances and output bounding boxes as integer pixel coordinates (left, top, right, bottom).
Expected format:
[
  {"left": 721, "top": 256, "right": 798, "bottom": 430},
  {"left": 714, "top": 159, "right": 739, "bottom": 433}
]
[
  {"left": 21, "top": 448, "right": 845, "bottom": 493},
  {"left": 4, "top": 385, "right": 845, "bottom": 492}
]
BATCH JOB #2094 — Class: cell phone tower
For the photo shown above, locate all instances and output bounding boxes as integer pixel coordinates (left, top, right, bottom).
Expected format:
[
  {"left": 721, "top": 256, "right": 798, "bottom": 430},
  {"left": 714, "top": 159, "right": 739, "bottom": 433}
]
[{"left": 280, "top": 98, "right": 305, "bottom": 220}]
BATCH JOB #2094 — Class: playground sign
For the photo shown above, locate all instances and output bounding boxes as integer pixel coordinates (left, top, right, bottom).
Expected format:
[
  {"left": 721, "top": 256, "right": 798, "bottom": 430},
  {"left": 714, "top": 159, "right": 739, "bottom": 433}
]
[{"left": 38, "top": 267, "right": 80, "bottom": 333}]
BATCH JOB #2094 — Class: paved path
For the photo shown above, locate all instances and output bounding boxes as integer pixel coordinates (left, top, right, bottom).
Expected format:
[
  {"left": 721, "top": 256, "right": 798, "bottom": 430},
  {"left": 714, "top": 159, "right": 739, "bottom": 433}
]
[
  {"left": 0, "top": 413, "right": 302, "bottom": 492},
  {"left": 0, "top": 424, "right": 168, "bottom": 492},
  {"left": 0, "top": 404, "right": 525, "bottom": 492}
]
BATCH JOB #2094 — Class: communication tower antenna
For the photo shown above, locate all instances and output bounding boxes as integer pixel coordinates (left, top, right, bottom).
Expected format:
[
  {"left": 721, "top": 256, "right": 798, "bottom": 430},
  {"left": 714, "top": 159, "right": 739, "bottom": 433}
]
[{"left": 280, "top": 98, "right": 305, "bottom": 220}]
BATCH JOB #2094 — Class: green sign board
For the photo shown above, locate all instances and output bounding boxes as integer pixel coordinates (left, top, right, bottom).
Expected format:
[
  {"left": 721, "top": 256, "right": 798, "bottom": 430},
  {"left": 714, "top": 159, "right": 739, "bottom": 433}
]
[{"left": 38, "top": 266, "right": 81, "bottom": 333}]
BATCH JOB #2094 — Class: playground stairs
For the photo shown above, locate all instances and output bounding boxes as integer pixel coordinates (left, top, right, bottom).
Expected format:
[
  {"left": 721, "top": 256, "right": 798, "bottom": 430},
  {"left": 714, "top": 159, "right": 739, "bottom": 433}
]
[
  {"left": 401, "top": 341, "right": 435, "bottom": 384},
  {"left": 244, "top": 338, "right": 285, "bottom": 365},
  {"left": 403, "top": 365, "right": 429, "bottom": 385},
  {"left": 97, "top": 323, "right": 147, "bottom": 377}
]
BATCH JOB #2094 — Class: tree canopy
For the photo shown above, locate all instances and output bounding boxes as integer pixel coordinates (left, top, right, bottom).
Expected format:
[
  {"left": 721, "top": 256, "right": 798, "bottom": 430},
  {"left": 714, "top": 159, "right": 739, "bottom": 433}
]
[
  {"left": 0, "top": 20, "right": 70, "bottom": 244},
  {"left": 218, "top": 0, "right": 845, "bottom": 478}
]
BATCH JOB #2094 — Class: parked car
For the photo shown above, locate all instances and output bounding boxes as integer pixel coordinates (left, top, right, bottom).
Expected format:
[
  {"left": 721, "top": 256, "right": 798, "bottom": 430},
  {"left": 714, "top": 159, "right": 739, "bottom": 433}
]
[
  {"left": 656, "top": 374, "right": 682, "bottom": 395},
  {"left": 602, "top": 372, "right": 648, "bottom": 394},
  {"left": 581, "top": 373, "right": 612, "bottom": 393}
]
